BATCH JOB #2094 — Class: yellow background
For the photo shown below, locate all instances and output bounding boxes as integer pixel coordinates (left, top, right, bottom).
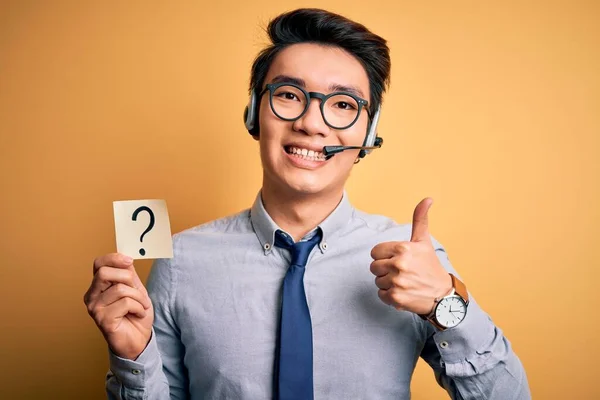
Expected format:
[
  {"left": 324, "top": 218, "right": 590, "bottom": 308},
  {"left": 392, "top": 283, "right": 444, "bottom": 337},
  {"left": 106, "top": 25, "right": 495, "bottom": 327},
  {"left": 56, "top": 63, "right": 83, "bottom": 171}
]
[{"left": 1, "top": 1, "right": 598, "bottom": 399}]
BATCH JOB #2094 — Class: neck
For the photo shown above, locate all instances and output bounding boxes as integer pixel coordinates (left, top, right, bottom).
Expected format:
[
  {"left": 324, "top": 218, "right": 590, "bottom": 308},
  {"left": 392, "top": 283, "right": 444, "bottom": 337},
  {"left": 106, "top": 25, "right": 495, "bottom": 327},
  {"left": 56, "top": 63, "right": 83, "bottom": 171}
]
[{"left": 261, "top": 183, "right": 343, "bottom": 243}]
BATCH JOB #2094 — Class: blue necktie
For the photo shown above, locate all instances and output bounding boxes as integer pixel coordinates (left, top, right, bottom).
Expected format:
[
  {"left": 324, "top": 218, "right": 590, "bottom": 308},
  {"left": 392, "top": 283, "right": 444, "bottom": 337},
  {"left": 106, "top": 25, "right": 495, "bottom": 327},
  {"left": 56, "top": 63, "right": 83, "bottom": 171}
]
[{"left": 274, "top": 229, "right": 322, "bottom": 400}]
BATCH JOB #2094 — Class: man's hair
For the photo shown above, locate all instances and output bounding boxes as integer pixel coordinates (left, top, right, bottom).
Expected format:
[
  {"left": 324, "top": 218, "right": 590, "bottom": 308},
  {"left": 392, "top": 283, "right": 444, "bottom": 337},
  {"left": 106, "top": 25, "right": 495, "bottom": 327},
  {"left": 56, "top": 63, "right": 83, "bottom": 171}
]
[{"left": 249, "top": 8, "right": 391, "bottom": 114}]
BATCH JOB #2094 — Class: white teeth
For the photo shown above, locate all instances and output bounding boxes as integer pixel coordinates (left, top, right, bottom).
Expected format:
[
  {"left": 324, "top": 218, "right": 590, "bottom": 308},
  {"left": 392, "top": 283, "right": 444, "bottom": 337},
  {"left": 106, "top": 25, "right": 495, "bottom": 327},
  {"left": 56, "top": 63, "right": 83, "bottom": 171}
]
[{"left": 287, "top": 146, "right": 325, "bottom": 161}]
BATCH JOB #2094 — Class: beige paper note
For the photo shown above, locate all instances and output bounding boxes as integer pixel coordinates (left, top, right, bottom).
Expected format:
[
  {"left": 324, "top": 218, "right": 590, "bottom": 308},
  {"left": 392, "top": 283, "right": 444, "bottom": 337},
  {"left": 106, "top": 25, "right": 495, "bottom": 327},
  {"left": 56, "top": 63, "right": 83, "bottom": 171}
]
[{"left": 113, "top": 199, "right": 174, "bottom": 260}]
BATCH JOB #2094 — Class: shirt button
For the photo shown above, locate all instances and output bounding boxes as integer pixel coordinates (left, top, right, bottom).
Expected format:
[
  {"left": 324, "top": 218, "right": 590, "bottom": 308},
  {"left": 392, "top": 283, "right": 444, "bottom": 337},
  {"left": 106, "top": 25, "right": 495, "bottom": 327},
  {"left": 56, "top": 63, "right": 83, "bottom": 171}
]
[
  {"left": 264, "top": 243, "right": 271, "bottom": 250},
  {"left": 321, "top": 242, "right": 328, "bottom": 250},
  {"left": 132, "top": 369, "right": 141, "bottom": 375},
  {"left": 440, "top": 341, "right": 449, "bottom": 349}
]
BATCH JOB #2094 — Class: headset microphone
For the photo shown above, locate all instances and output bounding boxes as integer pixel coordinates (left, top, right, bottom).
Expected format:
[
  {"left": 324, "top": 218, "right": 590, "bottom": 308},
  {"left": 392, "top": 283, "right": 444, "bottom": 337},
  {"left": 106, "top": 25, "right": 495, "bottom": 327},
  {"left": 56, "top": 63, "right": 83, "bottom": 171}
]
[{"left": 322, "top": 137, "right": 383, "bottom": 160}]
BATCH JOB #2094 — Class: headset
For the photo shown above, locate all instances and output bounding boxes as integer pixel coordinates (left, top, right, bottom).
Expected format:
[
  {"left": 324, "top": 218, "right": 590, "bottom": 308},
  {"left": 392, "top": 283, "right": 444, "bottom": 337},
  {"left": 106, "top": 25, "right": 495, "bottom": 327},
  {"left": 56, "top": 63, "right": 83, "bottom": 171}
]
[{"left": 243, "top": 87, "right": 383, "bottom": 159}]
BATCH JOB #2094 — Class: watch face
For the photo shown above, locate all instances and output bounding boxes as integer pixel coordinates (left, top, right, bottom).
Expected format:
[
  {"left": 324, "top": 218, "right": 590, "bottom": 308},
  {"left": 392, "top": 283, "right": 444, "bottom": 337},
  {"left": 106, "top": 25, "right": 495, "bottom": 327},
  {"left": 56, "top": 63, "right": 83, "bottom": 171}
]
[{"left": 435, "top": 295, "right": 467, "bottom": 328}]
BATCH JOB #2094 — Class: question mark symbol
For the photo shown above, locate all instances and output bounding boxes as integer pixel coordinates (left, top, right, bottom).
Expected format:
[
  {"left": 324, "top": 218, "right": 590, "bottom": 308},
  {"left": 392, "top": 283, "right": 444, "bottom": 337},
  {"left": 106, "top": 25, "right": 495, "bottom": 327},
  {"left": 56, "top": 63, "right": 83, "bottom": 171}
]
[{"left": 132, "top": 206, "right": 155, "bottom": 256}]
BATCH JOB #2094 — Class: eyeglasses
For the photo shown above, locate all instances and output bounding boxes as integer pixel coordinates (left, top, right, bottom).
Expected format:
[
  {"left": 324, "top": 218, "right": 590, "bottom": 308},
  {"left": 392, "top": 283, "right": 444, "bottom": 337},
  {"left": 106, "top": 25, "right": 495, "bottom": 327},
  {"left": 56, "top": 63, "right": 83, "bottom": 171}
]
[{"left": 259, "top": 82, "right": 370, "bottom": 130}]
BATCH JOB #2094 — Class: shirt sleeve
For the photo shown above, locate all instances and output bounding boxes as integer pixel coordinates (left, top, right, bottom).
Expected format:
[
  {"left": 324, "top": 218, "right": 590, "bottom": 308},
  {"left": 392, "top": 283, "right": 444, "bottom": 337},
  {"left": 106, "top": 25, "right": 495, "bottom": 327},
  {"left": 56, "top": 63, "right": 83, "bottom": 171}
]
[
  {"left": 418, "top": 236, "right": 532, "bottom": 400},
  {"left": 105, "top": 255, "right": 189, "bottom": 399}
]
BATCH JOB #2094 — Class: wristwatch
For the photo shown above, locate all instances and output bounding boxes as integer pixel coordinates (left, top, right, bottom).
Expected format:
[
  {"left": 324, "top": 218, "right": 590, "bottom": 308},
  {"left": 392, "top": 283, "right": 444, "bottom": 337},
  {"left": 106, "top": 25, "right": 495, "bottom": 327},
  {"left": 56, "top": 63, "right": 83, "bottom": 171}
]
[{"left": 419, "top": 274, "right": 469, "bottom": 331}]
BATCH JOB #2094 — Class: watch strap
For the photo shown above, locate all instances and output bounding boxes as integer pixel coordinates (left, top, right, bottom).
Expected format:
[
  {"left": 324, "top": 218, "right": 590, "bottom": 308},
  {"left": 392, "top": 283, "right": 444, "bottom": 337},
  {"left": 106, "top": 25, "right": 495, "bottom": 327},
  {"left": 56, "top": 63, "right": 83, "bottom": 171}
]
[{"left": 450, "top": 273, "right": 469, "bottom": 304}]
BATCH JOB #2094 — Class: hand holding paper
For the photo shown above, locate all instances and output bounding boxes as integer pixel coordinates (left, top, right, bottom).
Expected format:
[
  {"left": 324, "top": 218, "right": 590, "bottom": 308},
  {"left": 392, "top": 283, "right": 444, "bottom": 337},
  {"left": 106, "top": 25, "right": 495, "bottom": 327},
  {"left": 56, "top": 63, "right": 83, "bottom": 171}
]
[{"left": 83, "top": 199, "right": 174, "bottom": 361}]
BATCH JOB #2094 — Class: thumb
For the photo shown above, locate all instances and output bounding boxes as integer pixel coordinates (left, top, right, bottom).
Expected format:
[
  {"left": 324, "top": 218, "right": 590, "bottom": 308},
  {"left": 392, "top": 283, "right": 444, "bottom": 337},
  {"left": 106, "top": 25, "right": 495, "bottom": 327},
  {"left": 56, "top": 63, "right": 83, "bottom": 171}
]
[{"left": 410, "top": 197, "right": 433, "bottom": 242}]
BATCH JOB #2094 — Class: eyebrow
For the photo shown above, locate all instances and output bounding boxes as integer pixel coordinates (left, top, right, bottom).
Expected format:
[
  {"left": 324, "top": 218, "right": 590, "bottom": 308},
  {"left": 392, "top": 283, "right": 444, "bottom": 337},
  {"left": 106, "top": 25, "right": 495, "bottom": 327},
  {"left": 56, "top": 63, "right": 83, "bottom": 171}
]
[
  {"left": 271, "top": 75, "right": 305, "bottom": 87},
  {"left": 329, "top": 83, "right": 365, "bottom": 99},
  {"left": 269, "top": 75, "right": 366, "bottom": 99}
]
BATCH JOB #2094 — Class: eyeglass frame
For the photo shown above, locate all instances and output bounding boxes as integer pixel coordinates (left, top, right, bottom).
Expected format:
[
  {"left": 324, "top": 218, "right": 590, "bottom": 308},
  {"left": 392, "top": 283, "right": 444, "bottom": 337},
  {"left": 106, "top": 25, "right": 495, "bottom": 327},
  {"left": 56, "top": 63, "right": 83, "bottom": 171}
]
[{"left": 258, "top": 82, "right": 371, "bottom": 130}]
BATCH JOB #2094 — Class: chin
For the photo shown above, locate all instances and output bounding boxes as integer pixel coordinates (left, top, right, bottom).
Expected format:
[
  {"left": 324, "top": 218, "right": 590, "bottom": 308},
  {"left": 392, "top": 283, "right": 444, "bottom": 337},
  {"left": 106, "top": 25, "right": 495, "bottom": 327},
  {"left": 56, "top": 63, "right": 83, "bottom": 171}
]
[
  {"left": 281, "top": 175, "right": 332, "bottom": 196},
  {"left": 290, "top": 182, "right": 328, "bottom": 196}
]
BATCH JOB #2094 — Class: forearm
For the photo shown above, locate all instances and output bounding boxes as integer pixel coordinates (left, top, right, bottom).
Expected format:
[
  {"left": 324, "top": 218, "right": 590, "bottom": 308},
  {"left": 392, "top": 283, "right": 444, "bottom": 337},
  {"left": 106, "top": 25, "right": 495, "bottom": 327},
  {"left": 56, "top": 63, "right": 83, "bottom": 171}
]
[
  {"left": 105, "top": 331, "right": 173, "bottom": 400},
  {"left": 442, "top": 350, "right": 530, "bottom": 400},
  {"left": 431, "top": 303, "right": 531, "bottom": 400}
]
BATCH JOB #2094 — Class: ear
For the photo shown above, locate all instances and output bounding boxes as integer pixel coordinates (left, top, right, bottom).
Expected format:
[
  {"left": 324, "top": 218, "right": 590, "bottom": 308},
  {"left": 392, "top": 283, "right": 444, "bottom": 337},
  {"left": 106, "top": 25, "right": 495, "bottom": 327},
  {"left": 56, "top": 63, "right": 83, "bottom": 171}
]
[{"left": 251, "top": 134, "right": 259, "bottom": 141}]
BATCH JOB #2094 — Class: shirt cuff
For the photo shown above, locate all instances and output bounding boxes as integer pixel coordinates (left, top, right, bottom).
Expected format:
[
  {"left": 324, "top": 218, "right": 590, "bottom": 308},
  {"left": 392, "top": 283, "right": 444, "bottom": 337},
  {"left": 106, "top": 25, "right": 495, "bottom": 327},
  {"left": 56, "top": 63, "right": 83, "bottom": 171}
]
[
  {"left": 108, "top": 329, "right": 161, "bottom": 388},
  {"left": 432, "top": 298, "right": 495, "bottom": 364}
]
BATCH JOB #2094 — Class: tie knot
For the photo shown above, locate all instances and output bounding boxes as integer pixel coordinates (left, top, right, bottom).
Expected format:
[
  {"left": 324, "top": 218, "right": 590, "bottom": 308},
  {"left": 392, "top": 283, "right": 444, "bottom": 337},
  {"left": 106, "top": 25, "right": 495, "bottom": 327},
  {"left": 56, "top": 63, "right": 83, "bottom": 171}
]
[{"left": 274, "top": 230, "right": 322, "bottom": 267}]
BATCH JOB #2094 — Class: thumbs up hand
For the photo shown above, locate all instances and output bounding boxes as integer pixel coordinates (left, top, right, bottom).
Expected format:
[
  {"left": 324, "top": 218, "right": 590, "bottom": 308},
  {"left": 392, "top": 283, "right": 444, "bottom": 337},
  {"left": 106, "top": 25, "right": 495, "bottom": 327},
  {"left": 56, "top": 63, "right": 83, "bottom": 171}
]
[{"left": 370, "top": 198, "right": 453, "bottom": 315}]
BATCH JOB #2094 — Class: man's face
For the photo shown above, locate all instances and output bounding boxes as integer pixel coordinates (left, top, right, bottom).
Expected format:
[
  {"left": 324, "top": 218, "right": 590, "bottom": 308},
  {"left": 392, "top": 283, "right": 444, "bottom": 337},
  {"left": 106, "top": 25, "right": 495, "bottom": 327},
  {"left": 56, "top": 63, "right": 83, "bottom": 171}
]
[{"left": 256, "top": 43, "right": 371, "bottom": 197}]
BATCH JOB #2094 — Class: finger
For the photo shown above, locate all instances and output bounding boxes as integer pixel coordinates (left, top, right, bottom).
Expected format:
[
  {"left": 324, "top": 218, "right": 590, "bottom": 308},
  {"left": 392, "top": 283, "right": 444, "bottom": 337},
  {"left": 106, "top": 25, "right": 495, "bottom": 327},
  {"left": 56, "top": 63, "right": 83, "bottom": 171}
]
[
  {"left": 378, "top": 288, "right": 407, "bottom": 311},
  {"left": 93, "top": 253, "right": 134, "bottom": 275},
  {"left": 97, "top": 297, "right": 147, "bottom": 328},
  {"left": 377, "top": 289, "right": 392, "bottom": 306},
  {"left": 129, "top": 265, "right": 148, "bottom": 296},
  {"left": 370, "top": 259, "right": 393, "bottom": 277},
  {"left": 87, "top": 267, "right": 137, "bottom": 302},
  {"left": 410, "top": 197, "right": 433, "bottom": 243},
  {"left": 96, "top": 283, "right": 152, "bottom": 310},
  {"left": 371, "top": 241, "right": 410, "bottom": 260},
  {"left": 374, "top": 274, "right": 393, "bottom": 290}
]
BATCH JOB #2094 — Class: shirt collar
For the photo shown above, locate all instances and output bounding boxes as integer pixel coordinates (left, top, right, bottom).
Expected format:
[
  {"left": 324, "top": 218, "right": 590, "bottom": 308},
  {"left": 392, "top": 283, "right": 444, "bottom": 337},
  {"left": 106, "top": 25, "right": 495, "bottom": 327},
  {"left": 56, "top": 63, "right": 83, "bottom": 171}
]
[{"left": 249, "top": 190, "right": 353, "bottom": 255}]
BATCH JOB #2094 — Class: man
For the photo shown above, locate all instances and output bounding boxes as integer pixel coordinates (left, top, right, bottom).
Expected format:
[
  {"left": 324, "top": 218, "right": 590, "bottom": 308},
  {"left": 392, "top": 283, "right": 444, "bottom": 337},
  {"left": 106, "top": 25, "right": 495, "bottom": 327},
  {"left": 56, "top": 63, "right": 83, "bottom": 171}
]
[{"left": 84, "top": 8, "right": 531, "bottom": 399}]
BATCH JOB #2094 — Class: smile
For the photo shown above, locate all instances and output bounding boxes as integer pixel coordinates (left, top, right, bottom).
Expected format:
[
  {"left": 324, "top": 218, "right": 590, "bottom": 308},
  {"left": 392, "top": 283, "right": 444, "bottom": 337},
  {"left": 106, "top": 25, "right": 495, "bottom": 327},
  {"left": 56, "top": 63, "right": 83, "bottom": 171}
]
[{"left": 284, "top": 146, "right": 326, "bottom": 162}]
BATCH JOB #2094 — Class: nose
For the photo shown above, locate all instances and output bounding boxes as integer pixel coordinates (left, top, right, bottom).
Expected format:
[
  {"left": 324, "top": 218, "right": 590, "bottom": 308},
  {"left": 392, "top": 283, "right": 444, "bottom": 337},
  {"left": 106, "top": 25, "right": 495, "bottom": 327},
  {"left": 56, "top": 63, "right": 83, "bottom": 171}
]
[{"left": 292, "top": 98, "right": 330, "bottom": 137}]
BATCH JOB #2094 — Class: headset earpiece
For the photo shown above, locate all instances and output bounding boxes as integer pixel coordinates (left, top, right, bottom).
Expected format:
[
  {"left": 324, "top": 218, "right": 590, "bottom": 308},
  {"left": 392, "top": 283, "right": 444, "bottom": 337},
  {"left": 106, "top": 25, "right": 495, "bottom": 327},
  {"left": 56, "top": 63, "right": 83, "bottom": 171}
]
[
  {"left": 358, "top": 104, "right": 382, "bottom": 159},
  {"left": 243, "top": 88, "right": 259, "bottom": 136}
]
